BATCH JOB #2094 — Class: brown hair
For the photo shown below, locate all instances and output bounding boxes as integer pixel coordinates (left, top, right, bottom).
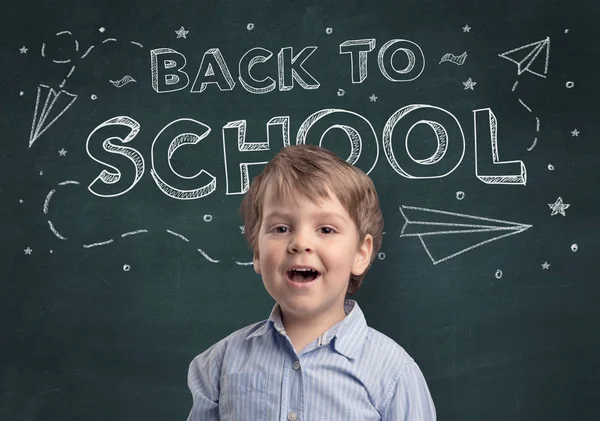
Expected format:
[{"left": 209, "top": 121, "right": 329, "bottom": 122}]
[{"left": 239, "top": 144, "right": 384, "bottom": 295}]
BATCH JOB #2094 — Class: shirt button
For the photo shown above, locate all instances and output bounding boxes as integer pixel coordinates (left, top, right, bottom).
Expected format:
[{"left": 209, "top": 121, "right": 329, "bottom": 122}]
[
  {"left": 292, "top": 360, "right": 301, "bottom": 370},
  {"left": 287, "top": 412, "right": 297, "bottom": 421}
]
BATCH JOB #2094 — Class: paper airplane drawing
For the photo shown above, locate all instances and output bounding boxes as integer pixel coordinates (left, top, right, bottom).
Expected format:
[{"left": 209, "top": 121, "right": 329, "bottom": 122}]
[
  {"left": 29, "top": 84, "right": 78, "bottom": 148},
  {"left": 498, "top": 37, "right": 550, "bottom": 78},
  {"left": 399, "top": 205, "right": 532, "bottom": 265}
]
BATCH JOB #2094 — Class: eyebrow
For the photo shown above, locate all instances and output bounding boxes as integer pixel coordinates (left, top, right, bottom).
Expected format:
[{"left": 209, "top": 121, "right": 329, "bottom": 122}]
[{"left": 264, "top": 211, "right": 348, "bottom": 223}]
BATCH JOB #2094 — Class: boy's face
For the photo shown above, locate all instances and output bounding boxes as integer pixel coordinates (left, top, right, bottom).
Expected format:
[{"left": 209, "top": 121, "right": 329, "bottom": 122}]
[{"left": 253, "top": 187, "right": 373, "bottom": 325}]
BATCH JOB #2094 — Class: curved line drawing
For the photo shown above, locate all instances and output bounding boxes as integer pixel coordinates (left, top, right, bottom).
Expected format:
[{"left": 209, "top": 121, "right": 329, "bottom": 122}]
[
  {"left": 83, "top": 239, "right": 114, "bottom": 248},
  {"left": 198, "top": 249, "right": 220, "bottom": 263},
  {"left": 518, "top": 98, "right": 532, "bottom": 112},
  {"left": 59, "top": 180, "right": 79, "bottom": 186},
  {"left": 56, "top": 31, "right": 72, "bottom": 36},
  {"left": 43, "top": 189, "right": 56, "bottom": 214},
  {"left": 109, "top": 75, "right": 136, "bottom": 88},
  {"left": 166, "top": 229, "right": 189, "bottom": 242},
  {"left": 536, "top": 117, "right": 540, "bottom": 132},
  {"left": 130, "top": 41, "right": 144, "bottom": 48},
  {"left": 527, "top": 137, "right": 537, "bottom": 151},
  {"left": 47, "top": 220, "right": 68, "bottom": 240},
  {"left": 235, "top": 261, "right": 254, "bottom": 266},
  {"left": 121, "top": 229, "right": 148, "bottom": 237},
  {"left": 511, "top": 81, "right": 519, "bottom": 92},
  {"left": 102, "top": 38, "right": 117, "bottom": 43},
  {"left": 80, "top": 45, "right": 95, "bottom": 59}
]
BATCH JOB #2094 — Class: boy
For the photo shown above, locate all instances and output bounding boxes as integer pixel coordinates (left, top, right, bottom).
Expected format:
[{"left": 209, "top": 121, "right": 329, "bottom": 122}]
[{"left": 187, "top": 144, "right": 436, "bottom": 420}]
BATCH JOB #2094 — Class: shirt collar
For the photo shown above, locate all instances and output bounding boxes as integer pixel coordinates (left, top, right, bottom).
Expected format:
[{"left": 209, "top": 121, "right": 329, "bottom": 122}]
[{"left": 245, "top": 299, "right": 369, "bottom": 360}]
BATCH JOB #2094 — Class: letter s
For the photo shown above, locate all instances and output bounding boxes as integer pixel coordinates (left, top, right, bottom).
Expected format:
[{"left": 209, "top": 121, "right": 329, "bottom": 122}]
[{"left": 86, "top": 116, "right": 145, "bottom": 197}]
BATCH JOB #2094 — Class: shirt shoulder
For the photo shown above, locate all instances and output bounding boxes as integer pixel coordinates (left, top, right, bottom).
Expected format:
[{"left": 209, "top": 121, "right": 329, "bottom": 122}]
[{"left": 358, "top": 326, "right": 416, "bottom": 407}]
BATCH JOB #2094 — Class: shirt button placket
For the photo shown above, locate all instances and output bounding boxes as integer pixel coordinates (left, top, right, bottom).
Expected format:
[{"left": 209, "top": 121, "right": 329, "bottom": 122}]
[{"left": 287, "top": 411, "right": 298, "bottom": 421}]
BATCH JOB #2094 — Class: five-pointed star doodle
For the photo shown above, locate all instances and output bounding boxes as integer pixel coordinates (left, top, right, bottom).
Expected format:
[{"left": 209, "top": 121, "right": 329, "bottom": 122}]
[
  {"left": 24, "top": 247, "right": 33, "bottom": 255},
  {"left": 463, "top": 77, "right": 476, "bottom": 90},
  {"left": 541, "top": 261, "right": 550, "bottom": 270},
  {"left": 462, "top": 25, "right": 471, "bottom": 33},
  {"left": 58, "top": 148, "right": 67, "bottom": 156},
  {"left": 19, "top": 46, "right": 28, "bottom": 54},
  {"left": 175, "top": 26, "right": 189, "bottom": 39},
  {"left": 548, "top": 197, "right": 570, "bottom": 216},
  {"left": 571, "top": 129, "right": 580, "bottom": 137},
  {"left": 369, "top": 94, "right": 378, "bottom": 102}
]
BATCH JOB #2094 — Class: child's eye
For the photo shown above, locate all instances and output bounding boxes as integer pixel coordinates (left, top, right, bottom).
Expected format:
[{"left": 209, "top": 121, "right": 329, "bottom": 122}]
[
  {"left": 320, "top": 227, "right": 336, "bottom": 235},
  {"left": 274, "top": 226, "right": 289, "bottom": 233}
]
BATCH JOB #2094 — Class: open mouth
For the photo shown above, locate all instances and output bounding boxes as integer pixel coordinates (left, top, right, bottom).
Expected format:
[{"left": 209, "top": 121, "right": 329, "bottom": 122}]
[{"left": 286, "top": 269, "right": 320, "bottom": 283}]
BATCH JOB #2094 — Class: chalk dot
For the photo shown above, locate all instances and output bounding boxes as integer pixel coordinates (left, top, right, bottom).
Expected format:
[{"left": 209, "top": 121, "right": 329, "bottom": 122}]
[
  {"left": 325, "top": 27, "right": 333, "bottom": 34},
  {"left": 247, "top": 23, "right": 254, "bottom": 31},
  {"left": 39, "top": 171, "right": 43, "bottom": 176},
  {"left": 495, "top": 269, "right": 503, "bottom": 279},
  {"left": 50, "top": 250, "right": 53, "bottom": 253},
  {"left": 19, "top": 91, "right": 24, "bottom": 96},
  {"left": 123, "top": 264, "right": 131, "bottom": 271},
  {"left": 564, "top": 29, "right": 569, "bottom": 34},
  {"left": 337, "top": 88, "right": 345, "bottom": 97},
  {"left": 91, "top": 94, "right": 98, "bottom": 100},
  {"left": 548, "top": 164, "right": 555, "bottom": 171},
  {"left": 566, "top": 81, "right": 575, "bottom": 89},
  {"left": 377, "top": 252, "right": 386, "bottom": 261},
  {"left": 19, "top": 199, "right": 23, "bottom": 203},
  {"left": 456, "top": 191, "right": 465, "bottom": 200},
  {"left": 571, "top": 243, "right": 578, "bottom": 252},
  {"left": 99, "top": 27, "right": 106, "bottom": 33},
  {"left": 203, "top": 214, "right": 213, "bottom": 222}
]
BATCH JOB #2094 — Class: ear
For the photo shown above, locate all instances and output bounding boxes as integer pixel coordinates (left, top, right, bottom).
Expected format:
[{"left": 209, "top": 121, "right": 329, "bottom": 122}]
[
  {"left": 253, "top": 250, "right": 262, "bottom": 275},
  {"left": 352, "top": 234, "right": 373, "bottom": 276}
]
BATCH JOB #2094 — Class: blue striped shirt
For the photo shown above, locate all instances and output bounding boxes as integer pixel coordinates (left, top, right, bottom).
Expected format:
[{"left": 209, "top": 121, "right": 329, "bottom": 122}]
[{"left": 187, "top": 299, "right": 436, "bottom": 420}]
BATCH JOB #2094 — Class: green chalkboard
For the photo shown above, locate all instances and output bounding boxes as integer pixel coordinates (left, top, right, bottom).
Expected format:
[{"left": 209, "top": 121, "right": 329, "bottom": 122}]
[{"left": 1, "top": 0, "right": 599, "bottom": 420}]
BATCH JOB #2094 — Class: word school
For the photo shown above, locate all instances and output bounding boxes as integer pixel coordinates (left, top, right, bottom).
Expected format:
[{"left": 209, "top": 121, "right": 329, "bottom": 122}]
[{"left": 86, "top": 107, "right": 526, "bottom": 200}]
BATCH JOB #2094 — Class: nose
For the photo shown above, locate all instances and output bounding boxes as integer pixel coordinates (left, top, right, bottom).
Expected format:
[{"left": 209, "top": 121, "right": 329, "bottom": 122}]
[{"left": 287, "top": 229, "right": 312, "bottom": 253}]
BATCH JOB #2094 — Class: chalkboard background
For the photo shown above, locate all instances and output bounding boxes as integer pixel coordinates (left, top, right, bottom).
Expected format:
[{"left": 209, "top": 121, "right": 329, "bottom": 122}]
[{"left": 1, "top": 0, "right": 599, "bottom": 419}]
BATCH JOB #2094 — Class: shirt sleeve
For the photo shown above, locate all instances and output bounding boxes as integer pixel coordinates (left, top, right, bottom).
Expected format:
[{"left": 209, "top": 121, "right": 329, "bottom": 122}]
[
  {"left": 379, "top": 357, "right": 437, "bottom": 421},
  {"left": 186, "top": 341, "right": 224, "bottom": 421}
]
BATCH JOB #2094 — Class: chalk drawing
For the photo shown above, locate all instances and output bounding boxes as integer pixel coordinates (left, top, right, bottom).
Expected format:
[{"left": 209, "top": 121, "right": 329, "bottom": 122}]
[
  {"left": 571, "top": 129, "right": 579, "bottom": 137},
  {"left": 247, "top": 23, "right": 255, "bottom": 31},
  {"left": 369, "top": 94, "right": 378, "bottom": 102},
  {"left": 58, "top": 148, "right": 67, "bottom": 156},
  {"left": 571, "top": 244, "right": 578, "bottom": 252},
  {"left": 326, "top": 28, "right": 333, "bottom": 34},
  {"left": 456, "top": 191, "right": 465, "bottom": 200},
  {"left": 399, "top": 205, "right": 532, "bottom": 265},
  {"left": 541, "top": 261, "right": 550, "bottom": 269},
  {"left": 19, "top": 46, "right": 28, "bottom": 54},
  {"left": 175, "top": 26, "right": 189, "bottom": 39},
  {"left": 463, "top": 77, "right": 476, "bottom": 90},
  {"left": 499, "top": 37, "right": 550, "bottom": 78},
  {"left": 495, "top": 270, "right": 503, "bottom": 279},
  {"left": 462, "top": 25, "right": 471, "bottom": 33},
  {"left": 548, "top": 164, "right": 554, "bottom": 171},
  {"left": 198, "top": 249, "right": 220, "bottom": 263},
  {"left": 83, "top": 240, "right": 114, "bottom": 248},
  {"left": 123, "top": 265, "right": 131, "bottom": 271},
  {"left": 566, "top": 81, "right": 574, "bottom": 88},
  {"left": 24, "top": 247, "right": 33, "bottom": 255},
  {"left": 548, "top": 197, "right": 570, "bottom": 216},
  {"left": 337, "top": 89, "right": 345, "bottom": 96},
  {"left": 378, "top": 252, "right": 386, "bottom": 260},
  {"left": 439, "top": 51, "right": 467, "bottom": 66},
  {"left": 109, "top": 75, "right": 136, "bottom": 88},
  {"left": 518, "top": 98, "right": 532, "bottom": 113},
  {"left": 527, "top": 138, "right": 537, "bottom": 151},
  {"left": 29, "top": 84, "right": 77, "bottom": 147},
  {"left": 121, "top": 230, "right": 148, "bottom": 237}
]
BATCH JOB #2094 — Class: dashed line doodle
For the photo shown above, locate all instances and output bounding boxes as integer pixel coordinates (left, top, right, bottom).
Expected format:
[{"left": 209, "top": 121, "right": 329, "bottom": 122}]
[
  {"left": 527, "top": 138, "right": 538, "bottom": 151},
  {"left": 399, "top": 205, "right": 532, "bottom": 265},
  {"left": 42, "top": 181, "right": 229, "bottom": 263}
]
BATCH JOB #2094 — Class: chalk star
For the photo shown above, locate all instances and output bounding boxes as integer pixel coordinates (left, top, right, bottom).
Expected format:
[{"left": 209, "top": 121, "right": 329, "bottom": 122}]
[
  {"left": 24, "top": 247, "right": 33, "bottom": 255},
  {"left": 548, "top": 197, "right": 570, "bottom": 216},
  {"left": 462, "top": 25, "right": 471, "bottom": 33},
  {"left": 463, "top": 77, "right": 476, "bottom": 90},
  {"left": 58, "top": 148, "right": 67, "bottom": 156},
  {"left": 369, "top": 94, "right": 378, "bottom": 102},
  {"left": 19, "top": 46, "right": 28, "bottom": 54},
  {"left": 175, "top": 26, "right": 189, "bottom": 39},
  {"left": 541, "top": 261, "right": 550, "bottom": 270},
  {"left": 571, "top": 129, "right": 579, "bottom": 137}
]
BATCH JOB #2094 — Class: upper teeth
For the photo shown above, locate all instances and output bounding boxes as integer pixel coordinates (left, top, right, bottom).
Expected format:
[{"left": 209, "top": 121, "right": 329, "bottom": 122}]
[{"left": 293, "top": 268, "right": 314, "bottom": 272}]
